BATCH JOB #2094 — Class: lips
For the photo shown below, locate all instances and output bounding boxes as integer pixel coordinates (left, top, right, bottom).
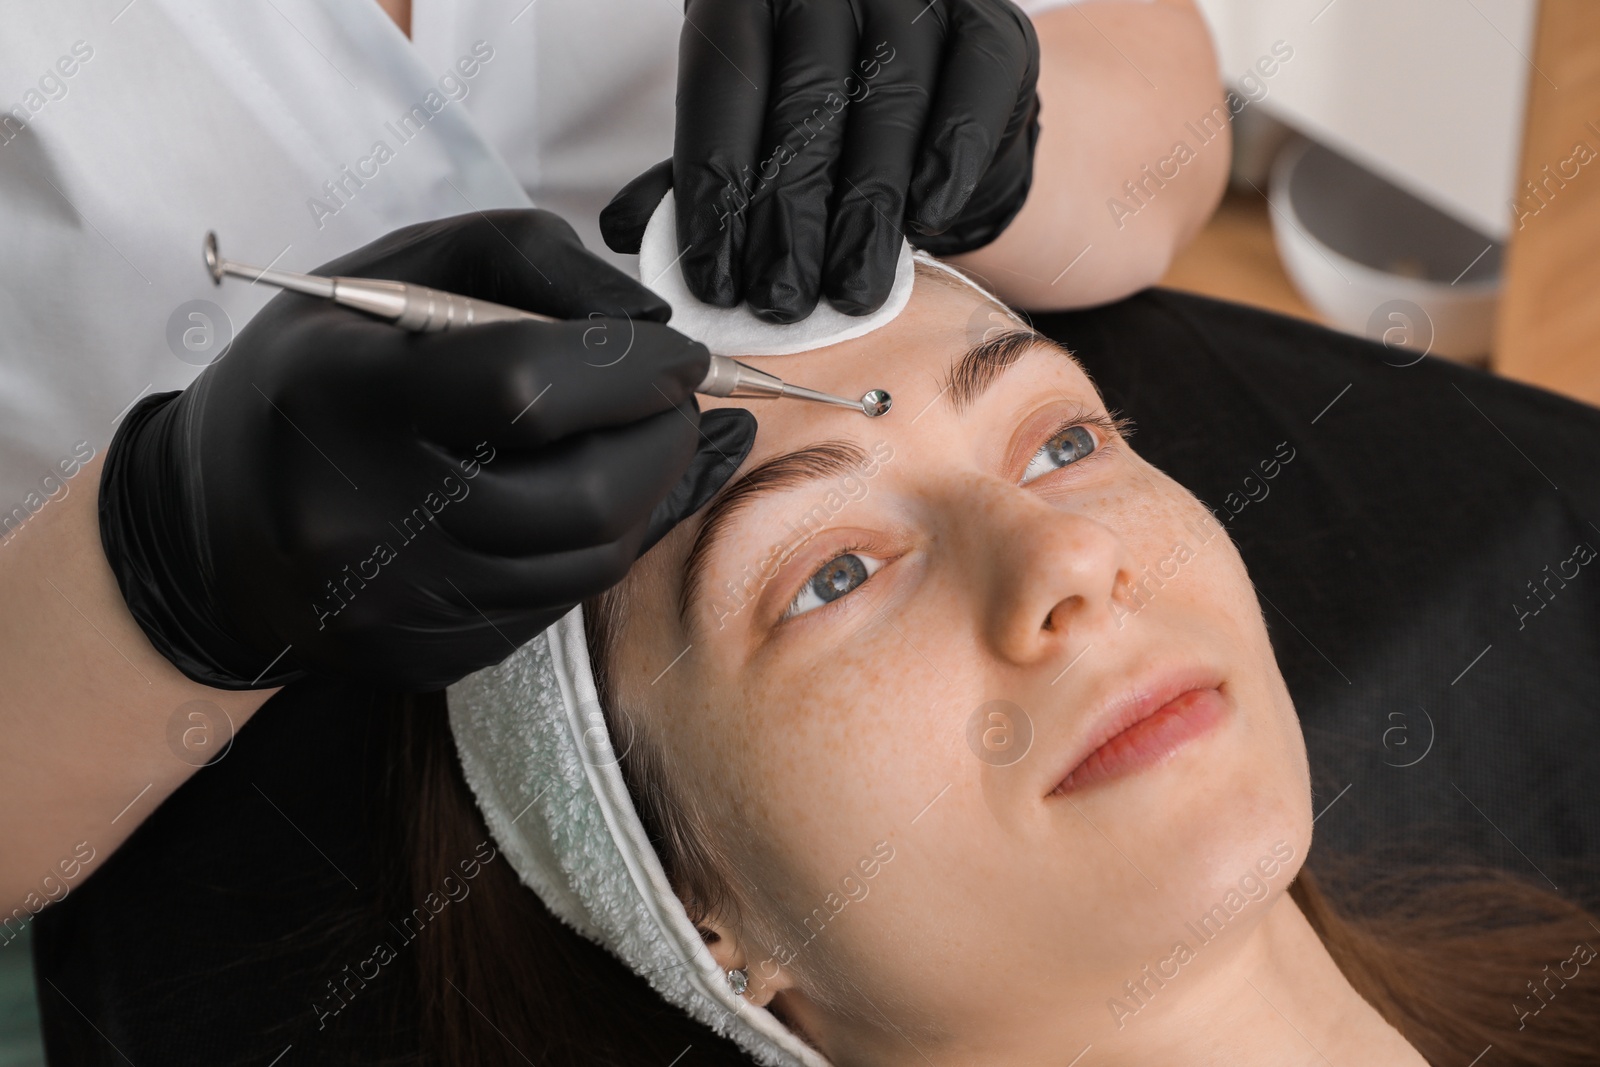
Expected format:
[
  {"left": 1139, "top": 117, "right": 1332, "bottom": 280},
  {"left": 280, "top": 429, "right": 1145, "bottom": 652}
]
[{"left": 1044, "top": 664, "right": 1228, "bottom": 798}]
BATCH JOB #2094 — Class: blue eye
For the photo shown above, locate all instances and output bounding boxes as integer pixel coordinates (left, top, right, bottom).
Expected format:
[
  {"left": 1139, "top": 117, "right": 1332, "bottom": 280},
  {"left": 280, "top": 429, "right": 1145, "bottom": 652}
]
[
  {"left": 784, "top": 552, "right": 885, "bottom": 619},
  {"left": 1021, "top": 423, "right": 1098, "bottom": 485}
]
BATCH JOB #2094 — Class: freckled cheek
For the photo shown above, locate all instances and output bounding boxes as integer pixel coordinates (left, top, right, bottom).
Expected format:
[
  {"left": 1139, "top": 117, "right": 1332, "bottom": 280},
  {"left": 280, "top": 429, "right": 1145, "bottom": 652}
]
[
  {"left": 732, "top": 631, "right": 957, "bottom": 845},
  {"left": 1108, "top": 485, "right": 1203, "bottom": 570},
  {"left": 663, "top": 688, "right": 754, "bottom": 792},
  {"left": 1124, "top": 484, "right": 1297, "bottom": 730},
  {"left": 1165, "top": 491, "right": 1267, "bottom": 642},
  {"left": 1106, "top": 479, "right": 1256, "bottom": 630},
  {"left": 649, "top": 682, "right": 799, "bottom": 859}
]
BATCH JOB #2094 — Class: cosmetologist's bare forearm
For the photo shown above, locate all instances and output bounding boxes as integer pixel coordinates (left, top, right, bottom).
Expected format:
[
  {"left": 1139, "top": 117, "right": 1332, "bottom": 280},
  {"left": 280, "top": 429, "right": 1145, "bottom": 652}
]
[
  {"left": 0, "top": 454, "right": 277, "bottom": 917},
  {"left": 951, "top": 0, "right": 1230, "bottom": 309}
]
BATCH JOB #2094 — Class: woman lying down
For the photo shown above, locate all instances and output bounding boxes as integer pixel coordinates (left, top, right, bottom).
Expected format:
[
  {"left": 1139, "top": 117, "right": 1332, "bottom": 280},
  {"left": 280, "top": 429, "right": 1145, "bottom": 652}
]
[{"left": 425, "top": 255, "right": 1600, "bottom": 1067}]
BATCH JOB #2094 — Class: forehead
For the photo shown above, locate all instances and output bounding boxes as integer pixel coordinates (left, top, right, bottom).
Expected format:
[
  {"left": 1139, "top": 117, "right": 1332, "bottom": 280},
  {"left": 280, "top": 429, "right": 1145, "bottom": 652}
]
[
  {"left": 612, "top": 275, "right": 1105, "bottom": 687},
  {"left": 701, "top": 272, "right": 1095, "bottom": 464}
]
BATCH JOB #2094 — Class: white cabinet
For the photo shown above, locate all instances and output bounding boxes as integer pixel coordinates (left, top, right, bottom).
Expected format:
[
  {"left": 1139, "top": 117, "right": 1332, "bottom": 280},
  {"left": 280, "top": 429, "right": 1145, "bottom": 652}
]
[{"left": 1194, "top": 0, "right": 1539, "bottom": 240}]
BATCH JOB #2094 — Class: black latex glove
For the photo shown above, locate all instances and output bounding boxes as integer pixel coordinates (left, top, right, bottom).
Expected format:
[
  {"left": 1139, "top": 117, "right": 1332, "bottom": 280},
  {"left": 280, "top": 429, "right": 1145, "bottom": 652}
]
[
  {"left": 600, "top": 0, "right": 1040, "bottom": 325},
  {"left": 100, "top": 210, "right": 756, "bottom": 692}
]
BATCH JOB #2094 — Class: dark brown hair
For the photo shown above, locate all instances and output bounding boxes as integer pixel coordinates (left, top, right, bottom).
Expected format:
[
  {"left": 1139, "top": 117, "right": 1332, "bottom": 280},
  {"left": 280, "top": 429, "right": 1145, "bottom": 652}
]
[
  {"left": 386, "top": 687, "right": 756, "bottom": 1067},
  {"left": 384, "top": 594, "right": 1600, "bottom": 1067}
]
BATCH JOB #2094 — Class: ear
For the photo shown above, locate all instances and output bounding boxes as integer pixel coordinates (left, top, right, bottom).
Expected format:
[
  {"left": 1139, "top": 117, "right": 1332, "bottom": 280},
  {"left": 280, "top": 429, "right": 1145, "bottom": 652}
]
[{"left": 695, "top": 917, "right": 799, "bottom": 1009}]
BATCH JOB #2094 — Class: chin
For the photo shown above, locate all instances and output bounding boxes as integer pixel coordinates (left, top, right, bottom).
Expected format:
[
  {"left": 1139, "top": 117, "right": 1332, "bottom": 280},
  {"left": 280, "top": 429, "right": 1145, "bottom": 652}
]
[{"left": 1092, "top": 690, "right": 1308, "bottom": 890}]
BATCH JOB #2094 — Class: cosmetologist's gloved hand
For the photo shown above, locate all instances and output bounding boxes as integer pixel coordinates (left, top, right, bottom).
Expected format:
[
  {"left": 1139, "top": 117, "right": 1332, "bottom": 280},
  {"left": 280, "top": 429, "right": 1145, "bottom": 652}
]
[
  {"left": 100, "top": 210, "right": 755, "bottom": 692},
  {"left": 600, "top": 0, "right": 1040, "bottom": 325}
]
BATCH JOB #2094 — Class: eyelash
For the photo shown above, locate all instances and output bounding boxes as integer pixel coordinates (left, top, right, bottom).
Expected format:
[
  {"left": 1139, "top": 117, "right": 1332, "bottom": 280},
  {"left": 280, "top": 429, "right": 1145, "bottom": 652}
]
[
  {"left": 780, "top": 539, "right": 881, "bottom": 621},
  {"left": 1023, "top": 407, "right": 1134, "bottom": 483},
  {"left": 777, "top": 407, "right": 1134, "bottom": 623}
]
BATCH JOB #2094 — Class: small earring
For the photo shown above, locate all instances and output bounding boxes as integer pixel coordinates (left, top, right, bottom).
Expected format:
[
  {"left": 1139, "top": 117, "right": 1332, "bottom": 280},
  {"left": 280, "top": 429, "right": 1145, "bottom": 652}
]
[{"left": 727, "top": 968, "right": 749, "bottom": 995}]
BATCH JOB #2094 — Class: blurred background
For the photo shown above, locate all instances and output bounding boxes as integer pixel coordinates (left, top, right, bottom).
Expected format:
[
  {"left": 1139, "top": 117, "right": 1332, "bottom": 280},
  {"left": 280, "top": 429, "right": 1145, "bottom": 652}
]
[
  {"left": 3, "top": 1, "right": 1597, "bottom": 1064},
  {"left": 1161, "top": 0, "right": 1600, "bottom": 407}
]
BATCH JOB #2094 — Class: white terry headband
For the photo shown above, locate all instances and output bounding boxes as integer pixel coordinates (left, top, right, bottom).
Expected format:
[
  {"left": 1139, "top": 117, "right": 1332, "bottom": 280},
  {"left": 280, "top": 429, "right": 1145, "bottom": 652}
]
[
  {"left": 447, "top": 194, "right": 1012, "bottom": 1067},
  {"left": 448, "top": 608, "right": 827, "bottom": 1066}
]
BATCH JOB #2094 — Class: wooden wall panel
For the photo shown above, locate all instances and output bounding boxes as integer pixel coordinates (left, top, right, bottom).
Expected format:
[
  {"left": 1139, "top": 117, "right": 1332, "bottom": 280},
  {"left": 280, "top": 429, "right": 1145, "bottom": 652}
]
[{"left": 1493, "top": 0, "right": 1600, "bottom": 407}]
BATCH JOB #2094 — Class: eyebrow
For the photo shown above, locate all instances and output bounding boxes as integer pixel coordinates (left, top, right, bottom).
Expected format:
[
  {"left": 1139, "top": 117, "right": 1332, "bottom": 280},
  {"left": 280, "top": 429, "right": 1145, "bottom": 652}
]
[
  {"left": 675, "top": 330, "right": 1089, "bottom": 630},
  {"left": 678, "top": 440, "right": 870, "bottom": 627},
  {"left": 944, "top": 327, "right": 1082, "bottom": 413}
]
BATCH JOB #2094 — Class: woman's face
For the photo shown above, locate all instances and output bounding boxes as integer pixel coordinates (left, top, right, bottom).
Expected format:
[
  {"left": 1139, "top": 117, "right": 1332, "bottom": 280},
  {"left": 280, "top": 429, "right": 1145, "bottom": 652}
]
[{"left": 605, "top": 270, "right": 1313, "bottom": 1064}]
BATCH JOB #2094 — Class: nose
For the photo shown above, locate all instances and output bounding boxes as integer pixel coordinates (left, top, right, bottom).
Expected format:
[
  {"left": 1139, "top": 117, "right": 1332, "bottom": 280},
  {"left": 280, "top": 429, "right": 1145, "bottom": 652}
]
[{"left": 948, "top": 477, "right": 1140, "bottom": 667}]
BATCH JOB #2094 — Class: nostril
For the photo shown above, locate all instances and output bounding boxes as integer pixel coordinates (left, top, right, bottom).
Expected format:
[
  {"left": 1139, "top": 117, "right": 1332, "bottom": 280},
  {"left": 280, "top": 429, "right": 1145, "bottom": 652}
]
[{"left": 1042, "top": 593, "right": 1083, "bottom": 634}]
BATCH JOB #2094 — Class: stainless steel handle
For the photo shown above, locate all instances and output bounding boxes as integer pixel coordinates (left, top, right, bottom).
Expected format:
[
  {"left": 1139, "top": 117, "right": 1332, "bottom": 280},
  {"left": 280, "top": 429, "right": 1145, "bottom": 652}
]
[{"left": 330, "top": 279, "right": 559, "bottom": 332}]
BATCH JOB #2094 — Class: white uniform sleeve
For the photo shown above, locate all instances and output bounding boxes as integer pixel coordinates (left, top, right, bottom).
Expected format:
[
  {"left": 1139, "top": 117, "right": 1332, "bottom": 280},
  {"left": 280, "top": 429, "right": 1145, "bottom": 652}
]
[{"left": 1014, "top": 0, "right": 1155, "bottom": 15}]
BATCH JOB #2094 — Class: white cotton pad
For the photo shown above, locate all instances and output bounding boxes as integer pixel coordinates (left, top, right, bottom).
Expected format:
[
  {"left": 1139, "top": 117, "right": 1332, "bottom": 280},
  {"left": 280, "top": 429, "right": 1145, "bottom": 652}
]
[{"left": 637, "top": 189, "right": 918, "bottom": 356}]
